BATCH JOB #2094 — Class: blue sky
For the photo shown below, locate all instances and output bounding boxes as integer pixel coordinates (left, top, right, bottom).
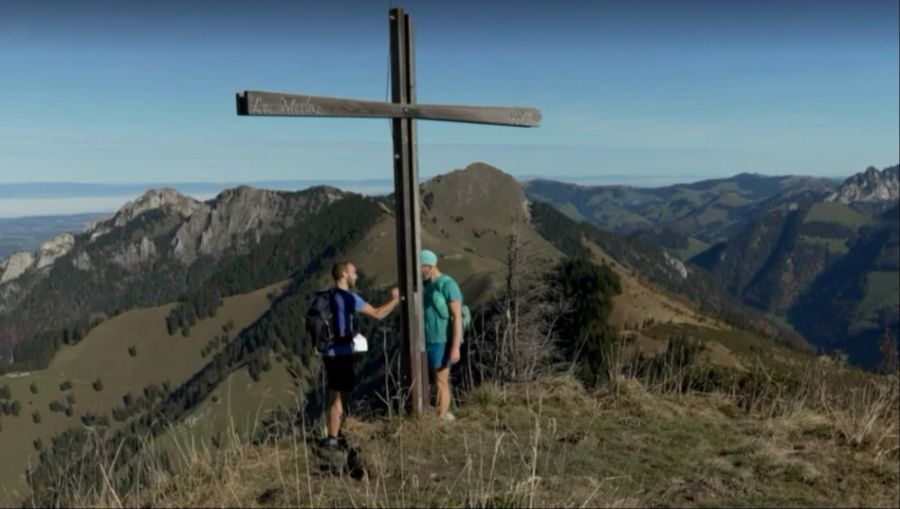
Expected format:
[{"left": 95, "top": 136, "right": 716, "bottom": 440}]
[{"left": 0, "top": 0, "right": 897, "bottom": 186}]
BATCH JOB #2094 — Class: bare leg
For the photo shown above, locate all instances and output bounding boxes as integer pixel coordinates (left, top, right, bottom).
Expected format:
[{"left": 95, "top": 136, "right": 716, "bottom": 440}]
[
  {"left": 327, "top": 390, "right": 347, "bottom": 438},
  {"left": 435, "top": 367, "right": 451, "bottom": 417}
]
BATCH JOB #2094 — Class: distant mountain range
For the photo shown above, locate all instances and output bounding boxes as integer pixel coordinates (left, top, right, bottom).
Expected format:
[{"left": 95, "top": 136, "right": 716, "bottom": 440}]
[
  {"left": 525, "top": 172, "right": 840, "bottom": 255},
  {"left": 0, "top": 165, "right": 772, "bottom": 354},
  {"left": 0, "top": 171, "right": 851, "bottom": 249},
  {"left": 529, "top": 165, "right": 899, "bottom": 367},
  {"left": 0, "top": 173, "right": 848, "bottom": 201},
  {"left": 2, "top": 165, "right": 896, "bottom": 370}
]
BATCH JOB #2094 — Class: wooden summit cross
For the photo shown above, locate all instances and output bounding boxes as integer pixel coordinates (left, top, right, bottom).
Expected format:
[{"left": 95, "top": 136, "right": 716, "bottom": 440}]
[{"left": 235, "top": 7, "right": 540, "bottom": 415}]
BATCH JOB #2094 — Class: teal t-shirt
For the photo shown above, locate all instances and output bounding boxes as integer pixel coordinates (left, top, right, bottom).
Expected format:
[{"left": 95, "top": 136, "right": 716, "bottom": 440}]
[{"left": 423, "top": 274, "right": 463, "bottom": 344}]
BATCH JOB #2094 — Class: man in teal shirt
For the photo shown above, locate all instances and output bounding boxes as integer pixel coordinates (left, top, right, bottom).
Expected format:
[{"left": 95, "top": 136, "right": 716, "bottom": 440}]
[{"left": 421, "top": 249, "right": 464, "bottom": 422}]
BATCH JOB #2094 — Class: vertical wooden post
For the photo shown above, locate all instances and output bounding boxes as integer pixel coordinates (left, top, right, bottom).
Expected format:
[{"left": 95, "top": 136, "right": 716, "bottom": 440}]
[{"left": 390, "top": 7, "right": 427, "bottom": 415}]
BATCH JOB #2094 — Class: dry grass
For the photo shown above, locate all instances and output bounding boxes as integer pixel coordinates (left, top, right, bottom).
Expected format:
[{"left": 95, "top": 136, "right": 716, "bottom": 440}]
[
  {"left": 823, "top": 374, "right": 900, "bottom": 457},
  {"left": 49, "top": 366, "right": 899, "bottom": 509}
]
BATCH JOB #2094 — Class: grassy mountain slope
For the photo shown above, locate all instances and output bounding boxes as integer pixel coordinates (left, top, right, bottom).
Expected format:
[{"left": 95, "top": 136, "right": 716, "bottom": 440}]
[
  {"left": 530, "top": 201, "right": 795, "bottom": 346},
  {"left": 88, "top": 247, "right": 884, "bottom": 509},
  {"left": 630, "top": 228, "right": 711, "bottom": 260},
  {"left": 345, "top": 163, "right": 562, "bottom": 308},
  {"left": 0, "top": 186, "right": 347, "bottom": 353},
  {"left": 0, "top": 282, "right": 284, "bottom": 503},
  {"left": 693, "top": 180, "right": 898, "bottom": 367},
  {"left": 1, "top": 192, "right": 389, "bottom": 503},
  {"left": 584, "top": 241, "right": 712, "bottom": 331},
  {"left": 0, "top": 190, "right": 381, "bottom": 373},
  {"left": 789, "top": 205, "right": 899, "bottom": 366}
]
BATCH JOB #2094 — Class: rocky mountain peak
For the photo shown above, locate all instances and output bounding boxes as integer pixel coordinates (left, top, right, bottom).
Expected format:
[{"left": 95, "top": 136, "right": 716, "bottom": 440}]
[
  {"left": 171, "top": 184, "right": 347, "bottom": 263},
  {"left": 418, "top": 162, "right": 552, "bottom": 263},
  {"left": 86, "top": 188, "right": 206, "bottom": 241},
  {"left": 0, "top": 252, "right": 35, "bottom": 284},
  {"left": 35, "top": 233, "right": 75, "bottom": 270},
  {"left": 115, "top": 187, "right": 203, "bottom": 222},
  {"left": 828, "top": 165, "right": 899, "bottom": 204},
  {"left": 423, "top": 162, "right": 531, "bottom": 224}
]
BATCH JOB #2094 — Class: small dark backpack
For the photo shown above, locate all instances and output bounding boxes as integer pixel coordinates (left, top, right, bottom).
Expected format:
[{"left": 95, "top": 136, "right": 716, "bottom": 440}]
[
  {"left": 305, "top": 289, "right": 356, "bottom": 352},
  {"left": 306, "top": 289, "right": 335, "bottom": 352}
]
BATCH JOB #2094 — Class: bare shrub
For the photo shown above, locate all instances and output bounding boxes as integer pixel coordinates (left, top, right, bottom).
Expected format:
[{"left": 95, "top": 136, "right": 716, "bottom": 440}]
[{"left": 467, "top": 230, "right": 568, "bottom": 386}]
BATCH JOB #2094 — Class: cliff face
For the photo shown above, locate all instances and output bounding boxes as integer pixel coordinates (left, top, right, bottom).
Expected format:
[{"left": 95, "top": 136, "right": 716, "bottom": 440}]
[
  {"left": 1, "top": 185, "right": 348, "bottom": 290},
  {"left": 828, "top": 165, "right": 899, "bottom": 204},
  {"left": 172, "top": 185, "right": 345, "bottom": 263},
  {"left": 86, "top": 188, "right": 204, "bottom": 241},
  {"left": 0, "top": 252, "right": 35, "bottom": 284},
  {"left": 78, "top": 185, "right": 348, "bottom": 269},
  {"left": 0, "top": 184, "right": 350, "bottom": 345},
  {"left": 0, "top": 234, "right": 75, "bottom": 284},
  {"left": 35, "top": 234, "right": 76, "bottom": 270}
]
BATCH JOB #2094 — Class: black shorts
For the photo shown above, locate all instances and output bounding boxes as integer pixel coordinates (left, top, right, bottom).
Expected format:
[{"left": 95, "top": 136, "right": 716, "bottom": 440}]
[{"left": 323, "top": 355, "right": 356, "bottom": 393}]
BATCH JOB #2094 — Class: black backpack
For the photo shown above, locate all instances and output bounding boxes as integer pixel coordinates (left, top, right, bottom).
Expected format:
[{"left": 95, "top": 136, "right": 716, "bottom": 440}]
[{"left": 305, "top": 289, "right": 356, "bottom": 352}]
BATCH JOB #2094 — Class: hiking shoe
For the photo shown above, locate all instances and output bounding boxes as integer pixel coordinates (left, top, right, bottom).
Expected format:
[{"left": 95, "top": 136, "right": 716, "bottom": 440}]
[
  {"left": 440, "top": 412, "right": 456, "bottom": 423},
  {"left": 317, "top": 437, "right": 347, "bottom": 471}
]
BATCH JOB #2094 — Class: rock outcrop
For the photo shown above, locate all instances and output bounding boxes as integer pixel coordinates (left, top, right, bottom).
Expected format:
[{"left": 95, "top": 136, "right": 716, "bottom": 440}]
[
  {"left": 172, "top": 185, "right": 344, "bottom": 263},
  {"left": 0, "top": 252, "right": 35, "bottom": 284},
  {"left": 86, "top": 188, "right": 206, "bottom": 241},
  {"left": 828, "top": 165, "right": 899, "bottom": 204},
  {"left": 35, "top": 233, "right": 75, "bottom": 270},
  {"left": 112, "top": 237, "right": 158, "bottom": 268}
]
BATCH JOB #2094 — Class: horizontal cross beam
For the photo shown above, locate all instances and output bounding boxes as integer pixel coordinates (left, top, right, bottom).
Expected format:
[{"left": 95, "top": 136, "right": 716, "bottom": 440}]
[{"left": 236, "top": 90, "right": 541, "bottom": 127}]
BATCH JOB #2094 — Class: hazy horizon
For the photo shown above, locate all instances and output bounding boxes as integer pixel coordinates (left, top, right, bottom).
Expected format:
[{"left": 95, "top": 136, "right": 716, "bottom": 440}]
[{"left": 0, "top": 166, "right": 864, "bottom": 218}]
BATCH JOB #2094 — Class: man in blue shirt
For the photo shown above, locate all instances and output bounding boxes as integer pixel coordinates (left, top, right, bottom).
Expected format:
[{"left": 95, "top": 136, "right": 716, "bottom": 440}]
[
  {"left": 421, "top": 250, "right": 464, "bottom": 422},
  {"left": 324, "top": 261, "right": 399, "bottom": 447}
]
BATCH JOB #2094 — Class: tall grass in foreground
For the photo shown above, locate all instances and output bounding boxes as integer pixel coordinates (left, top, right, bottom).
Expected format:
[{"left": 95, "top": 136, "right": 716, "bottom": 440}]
[
  {"left": 31, "top": 338, "right": 899, "bottom": 508},
  {"left": 41, "top": 396, "right": 638, "bottom": 508},
  {"left": 604, "top": 335, "right": 899, "bottom": 457}
]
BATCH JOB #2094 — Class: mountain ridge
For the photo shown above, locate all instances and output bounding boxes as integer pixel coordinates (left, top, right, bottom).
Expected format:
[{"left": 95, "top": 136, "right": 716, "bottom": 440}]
[
  {"left": 0, "top": 163, "right": 782, "bottom": 366},
  {"left": 691, "top": 165, "right": 899, "bottom": 367},
  {"left": 524, "top": 172, "right": 839, "bottom": 245}
]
